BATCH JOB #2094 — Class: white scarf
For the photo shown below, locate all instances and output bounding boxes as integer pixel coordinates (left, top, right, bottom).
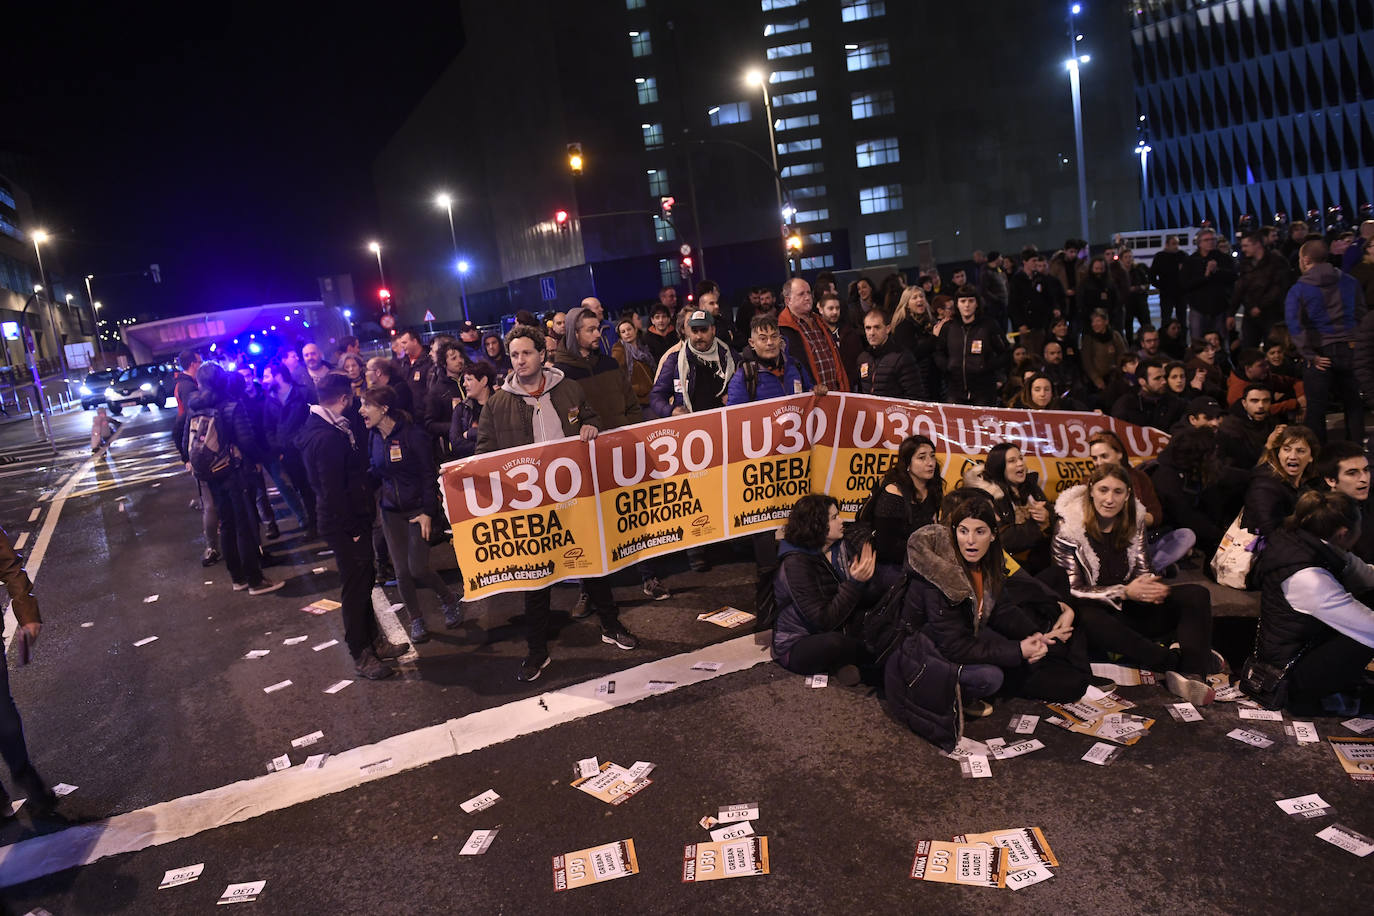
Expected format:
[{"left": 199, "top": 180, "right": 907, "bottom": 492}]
[{"left": 676, "top": 341, "right": 735, "bottom": 413}]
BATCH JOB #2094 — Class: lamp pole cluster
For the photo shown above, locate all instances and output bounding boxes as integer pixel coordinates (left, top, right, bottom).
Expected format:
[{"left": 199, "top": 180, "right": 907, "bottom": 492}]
[{"left": 365, "top": 191, "right": 473, "bottom": 328}]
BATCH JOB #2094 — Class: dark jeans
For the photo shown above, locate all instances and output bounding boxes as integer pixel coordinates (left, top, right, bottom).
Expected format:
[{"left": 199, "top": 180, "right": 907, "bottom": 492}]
[
  {"left": 0, "top": 651, "right": 33, "bottom": 781},
  {"left": 325, "top": 529, "right": 380, "bottom": 658},
  {"left": 959, "top": 664, "right": 1003, "bottom": 699},
  {"left": 524, "top": 578, "right": 620, "bottom": 657},
  {"left": 1188, "top": 309, "right": 1228, "bottom": 346},
  {"left": 262, "top": 456, "right": 308, "bottom": 528},
  {"left": 784, "top": 632, "right": 868, "bottom": 675},
  {"left": 1303, "top": 344, "right": 1365, "bottom": 444},
  {"left": 279, "top": 449, "right": 317, "bottom": 528},
  {"left": 1075, "top": 583, "right": 1214, "bottom": 674},
  {"left": 1158, "top": 293, "right": 1184, "bottom": 326},
  {"left": 753, "top": 531, "right": 780, "bottom": 631},
  {"left": 379, "top": 508, "right": 455, "bottom": 621},
  {"left": 1287, "top": 631, "right": 1374, "bottom": 709},
  {"left": 207, "top": 474, "right": 264, "bottom": 587},
  {"left": 1001, "top": 628, "right": 1093, "bottom": 702}
]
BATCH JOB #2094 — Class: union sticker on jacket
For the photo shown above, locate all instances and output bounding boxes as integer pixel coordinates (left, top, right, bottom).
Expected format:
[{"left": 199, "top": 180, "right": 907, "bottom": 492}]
[
  {"left": 793, "top": 379, "right": 803, "bottom": 393},
  {"left": 971, "top": 339, "right": 983, "bottom": 354},
  {"left": 567, "top": 406, "right": 580, "bottom": 424}
]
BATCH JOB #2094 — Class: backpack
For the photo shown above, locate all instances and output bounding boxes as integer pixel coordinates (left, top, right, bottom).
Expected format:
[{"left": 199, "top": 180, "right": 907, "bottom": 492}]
[
  {"left": 858, "top": 570, "right": 914, "bottom": 665},
  {"left": 187, "top": 410, "right": 241, "bottom": 481}
]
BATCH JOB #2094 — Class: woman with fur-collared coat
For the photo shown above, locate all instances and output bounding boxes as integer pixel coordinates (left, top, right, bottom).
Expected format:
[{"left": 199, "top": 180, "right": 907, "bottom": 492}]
[{"left": 1051, "top": 465, "right": 1222, "bottom": 705}]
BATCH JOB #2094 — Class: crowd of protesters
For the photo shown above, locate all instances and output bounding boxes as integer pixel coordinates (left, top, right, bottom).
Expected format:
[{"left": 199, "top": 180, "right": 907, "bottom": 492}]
[{"left": 156, "top": 219, "right": 1373, "bottom": 715}]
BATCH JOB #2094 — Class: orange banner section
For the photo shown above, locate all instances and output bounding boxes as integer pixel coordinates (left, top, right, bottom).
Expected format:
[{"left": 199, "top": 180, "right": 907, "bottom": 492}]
[{"left": 440, "top": 394, "right": 1167, "bottom": 600}]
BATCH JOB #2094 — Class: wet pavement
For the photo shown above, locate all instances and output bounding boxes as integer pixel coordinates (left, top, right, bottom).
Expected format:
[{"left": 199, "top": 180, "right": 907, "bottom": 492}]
[{"left": 0, "top": 414, "right": 1370, "bottom": 914}]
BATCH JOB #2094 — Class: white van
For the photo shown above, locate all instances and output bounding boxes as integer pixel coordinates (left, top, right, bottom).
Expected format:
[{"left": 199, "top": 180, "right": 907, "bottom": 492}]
[{"left": 1110, "top": 228, "right": 1199, "bottom": 267}]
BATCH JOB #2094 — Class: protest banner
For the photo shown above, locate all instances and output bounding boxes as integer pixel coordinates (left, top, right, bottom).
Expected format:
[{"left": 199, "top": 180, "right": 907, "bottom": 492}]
[{"left": 441, "top": 394, "right": 1167, "bottom": 600}]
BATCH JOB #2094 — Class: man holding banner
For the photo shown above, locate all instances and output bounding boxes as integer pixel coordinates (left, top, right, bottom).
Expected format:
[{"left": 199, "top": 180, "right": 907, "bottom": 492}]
[{"left": 476, "top": 325, "right": 640, "bottom": 682}]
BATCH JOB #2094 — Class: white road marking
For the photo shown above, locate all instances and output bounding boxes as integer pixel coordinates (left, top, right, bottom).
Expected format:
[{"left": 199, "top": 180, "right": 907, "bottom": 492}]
[
  {"left": 27, "top": 508, "right": 40, "bottom": 523},
  {"left": 372, "top": 586, "right": 416, "bottom": 661},
  {"left": 11, "top": 532, "right": 27, "bottom": 551},
  {"left": 0, "top": 633, "right": 772, "bottom": 887}
]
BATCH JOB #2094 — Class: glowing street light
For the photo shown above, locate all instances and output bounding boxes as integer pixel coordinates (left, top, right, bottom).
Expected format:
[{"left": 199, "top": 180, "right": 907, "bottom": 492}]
[
  {"left": 29, "top": 229, "right": 70, "bottom": 377},
  {"left": 743, "top": 67, "right": 791, "bottom": 274},
  {"left": 455, "top": 258, "right": 471, "bottom": 317},
  {"left": 367, "top": 240, "right": 387, "bottom": 289},
  {"left": 434, "top": 191, "right": 467, "bottom": 321},
  {"left": 1065, "top": 1, "right": 1091, "bottom": 244}
]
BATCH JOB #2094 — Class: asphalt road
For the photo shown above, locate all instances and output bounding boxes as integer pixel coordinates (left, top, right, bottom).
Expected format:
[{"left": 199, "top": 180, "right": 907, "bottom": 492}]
[{"left": 0, "top": 412, "right": 1370, "bottom": 914}]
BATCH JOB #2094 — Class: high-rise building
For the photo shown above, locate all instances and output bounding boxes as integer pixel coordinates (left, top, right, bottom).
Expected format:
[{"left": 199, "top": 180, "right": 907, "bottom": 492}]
[
  {"left": 1131, "top": 0, "right": 1374, "bottom": 238},
  {"left": 374, "top": 0, "right": 1139, "bottom": 323}
]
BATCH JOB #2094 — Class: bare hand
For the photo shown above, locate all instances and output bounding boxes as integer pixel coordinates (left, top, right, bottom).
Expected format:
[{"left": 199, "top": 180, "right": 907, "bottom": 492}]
[
  {"left": 1026, "top": 497, "right": 1049, "bottom": 524},
  {"left": 813, "top": 384, "right": 829, "bottom": 397},
  {"left": 847, "top": 543, "right": 876, "bottom": 583},
  {"left": 580, "top": 424, "right": 600, "bottom": 441},
  {"left": 1192, "top": 368, "right": 1207, "bottom": 387},
  {"left": 1045, "top": 604, "right": 1074, "bottom": 643},
  {"left": 671, "top": 407, "right": 687, "bottom": 416},
  {"left": 1297, "top": 395, "right": 1307, "bottom": 408},
  {"left": 1021, "top": 634, "right": 1049, "bottom": 663},
  {"left": 932, "top": 319, "right": 949, "bottom": 337},
  {"left": 1265, "top": 424, "right": 1288, "bottom": 450},
  {"left": 410, "top": 513, "right": 432, "bottom": 541},
  {"left": 1313, "top": 356, "right": 1332, "bottom": 371},
  {"left": 1205, "top": 261, "right": 1218, "bottom": 276},
  {"left": 20, "top": 621, "right": 40, "bottom": 646},
  {"left": 1125, "top": 574, "right": 1169, "bottom": 603}
]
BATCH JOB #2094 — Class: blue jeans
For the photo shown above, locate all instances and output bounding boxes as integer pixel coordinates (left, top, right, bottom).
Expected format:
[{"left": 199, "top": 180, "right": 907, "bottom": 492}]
[
  {"left": 1303, "top": 344, "right": 1364, "bottom": 444},
  {"left": 959, "top": 664, "right": 1004, "bottom": 700},
  {"left": 263, "top": 456, "right": 309, "bottom": 528}
]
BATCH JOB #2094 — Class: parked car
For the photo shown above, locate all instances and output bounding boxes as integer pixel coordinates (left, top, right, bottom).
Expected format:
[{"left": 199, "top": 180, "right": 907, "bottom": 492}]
[
  {"left": 105, "top": 364, "right": 173, "bottom": 414},
  {"left": 79, "top": 369, "right": 120, "bottom": 410}
]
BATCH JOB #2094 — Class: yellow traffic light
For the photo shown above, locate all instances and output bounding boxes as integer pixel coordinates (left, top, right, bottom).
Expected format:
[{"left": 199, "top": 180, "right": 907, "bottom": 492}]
[
  {"left": 567, "top": 143, "right": 584, "bottom": 175},
  {"left": 785, "top": 234, "right": 803, "bottom": 252}
]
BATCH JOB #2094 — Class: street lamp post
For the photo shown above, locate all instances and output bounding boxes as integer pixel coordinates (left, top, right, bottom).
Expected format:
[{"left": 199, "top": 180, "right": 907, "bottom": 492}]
[
  {"left": 456, "top": 260, "right": 471, "bottom": 319},
  {"left": 746, "top": 70, "right": 794, "bottom": 275},
  {"left": 30, "top": 230, "right": 70, "bottom": 382},
  {"left": 84, "top": 274, "right": 106, "bottom": 371},
  {"left": 367, "top": 240, "right": 388, "bottom": 289},
  {"left": 434, "top": 192, "right": 468, "bottom": 321},
  {"left": 1066, "top": 5, "right": 1091, "bottom": 245}
]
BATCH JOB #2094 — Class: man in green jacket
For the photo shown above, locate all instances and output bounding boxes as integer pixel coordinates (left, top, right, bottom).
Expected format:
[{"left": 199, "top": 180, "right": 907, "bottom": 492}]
[{"left": 476, "top": 326, "right": 641, "bottom": 682}]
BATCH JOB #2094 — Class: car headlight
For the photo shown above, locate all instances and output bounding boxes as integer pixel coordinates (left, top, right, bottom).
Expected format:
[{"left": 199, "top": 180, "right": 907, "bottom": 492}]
[
  {"left": 79, "top": 385, "right": 92, "bottom": 395},
  {"left": 140, "top": 382, "right": 153, "bottom": 392},
  {"left": 105, "top": 387, "right": 118, "bottom": 398}
]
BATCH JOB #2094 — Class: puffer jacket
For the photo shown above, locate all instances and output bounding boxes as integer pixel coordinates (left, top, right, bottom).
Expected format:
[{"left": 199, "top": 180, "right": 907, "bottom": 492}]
[
  {"left": 725, "top": 349, "right": 811, "bottom": 405},
  {"left": 1241, "top": 465, "right": 1307, "bottom": 537},
  {"left": 855, "top": 338, "right": 925, "bottom": 400},
  {"left": 771, "top": 540, "right": 862, "bottom": 670},
  {"left": 885, "top": 628, "right": 962, "bottom": 752},
  {"left": 1253, "top": 528, "right": 1351, "bottom": 671},
  {"left": 1051, "top": 483, "right": 1150, "bottom": 609}
]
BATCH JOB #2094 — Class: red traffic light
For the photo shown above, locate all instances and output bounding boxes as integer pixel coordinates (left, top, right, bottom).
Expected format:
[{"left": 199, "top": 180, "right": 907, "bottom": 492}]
[
  {"left": 660, "top": 196, "right": 675, "bottom": 215},
  {"left": 554, "top": 209, "right": 569, "bottom": 226},
  {"left": 378, "top": 288, "right": 392, "bottom": 302}
]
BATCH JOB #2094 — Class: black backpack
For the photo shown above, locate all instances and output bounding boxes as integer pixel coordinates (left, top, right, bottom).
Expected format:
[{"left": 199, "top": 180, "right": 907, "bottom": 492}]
[
  {"left": 858, "top": 570, "right": 914, "bottom": 665},
  {"left": 187, "top": 409, "right": 240, "bottom": 482}
]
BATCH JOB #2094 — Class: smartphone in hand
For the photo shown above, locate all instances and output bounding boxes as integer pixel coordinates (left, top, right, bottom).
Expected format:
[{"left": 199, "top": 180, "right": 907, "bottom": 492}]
[{"left": 18, "top": 629, "right": 30, "bottom": 666}]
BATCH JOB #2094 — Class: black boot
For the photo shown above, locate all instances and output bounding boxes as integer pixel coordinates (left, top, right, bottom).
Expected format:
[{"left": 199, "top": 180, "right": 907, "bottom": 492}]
[{"left": 13, "top": 766, "right": 57, "bottom": 816}]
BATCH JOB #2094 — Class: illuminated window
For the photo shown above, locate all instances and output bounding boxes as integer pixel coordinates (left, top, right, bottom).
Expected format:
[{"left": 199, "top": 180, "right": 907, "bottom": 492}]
[
  {"left": 626, "top": 0, "right": 645, "bottom": 8},
  {"left": 636, "top": 77, "right": 658, "bottom": 104},
  {"left": 778, "top": 137, "right": 822, "bottom": 155},
  {"left": 864, "top": 230, "right": 908, "bottom": 260},
  {"left": 647, "top": 170, "right": 670, "bottom": 196},
  {"left": 709, "top": 102, "right": 752, "bottom": 126},
  {"left": 761, "top": 0, "right": 801, "bottom": 9},
  {"left": 859, "top": 184, "right": 903, "bottom": 213},
  {"left": 659, "top": 258, "right": 678, "bottom": 288},
  {"left": 801, "top": 255, "right": 835, "bottom": 269},
  {"left": 765, "top": 18, "right": 809, "bottom": 35},
  {"left": 794, "top": 208, "right": 829, "bottom": 223},
  {"left": 769, "top": 67, "right": 815, "bottom": 83},
  {"left": 773, "top": 89, "right": 817, "bottom": 107},
  {"left": 642, "top": 123, "right": 664, "bottom": 149},
  {"left": 841, "top": 0, "right": 885, "bottom": 21},
  {"left": 653, "top": 215, "right": 676, "bottom": 242},
  {"left": 630, "top": 31, "right": 652, "bottom": 57},
  {"left": 855, "top": 137, "right": 899, "bottom": 167},
  {"left": 791, "top": 185, "right": 827, "bottom": 199},
  {"left": 850, "top": 89, "right": 895, "bottom": 119},
  {"left": 805, "top": 231, "right": 833, "bottom": 244},
  {"left": 767, "top": 42, "right": 812, "bottom": 59},
  {"left": 782, "top": 162, "right": 823, "bottom": 178},
  {"left": 847, "top": 40, "right": 890, "bottom": 71},
  {"left": 776, "top": 113, "right": 820, "bottom": 131}
]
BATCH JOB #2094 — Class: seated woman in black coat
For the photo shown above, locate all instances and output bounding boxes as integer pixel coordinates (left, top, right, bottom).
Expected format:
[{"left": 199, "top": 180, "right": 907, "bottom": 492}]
[
  {"left": 863, "top": 434, "right": 942, "bottom": 590},
  {"left": 966, "top": 442, "right": 1054, "bottom": 573},
  {"left": 1242, "top": 425, "right": 1318, "bottom": 538},
  {"left": 1052, "top": 463, "right": 1222, "bottom": 705},
  {"left": 771, "top": 494, "right": 876, "bottom": 683},
  {"left": 904, "top": 495, "right": 1082, "bottom": 717}
]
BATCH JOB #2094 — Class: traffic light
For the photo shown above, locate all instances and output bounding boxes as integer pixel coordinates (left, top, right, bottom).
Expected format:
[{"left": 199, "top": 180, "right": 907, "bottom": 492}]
[
  {"left": 554, "top": 209, "right": 569, "bottom": 227},
  {"left": 785, "top": 234, "right": 803, "bottom": 253},
  {"left": 378, "top": 288, "right": 392, "bottom": 304},
  {"left": 567, "top": 143, "right": 584, "bottom": 175},
  {"left": 680, "top": 254, "right": 693, "bottom": 279},
  {"left": 660, "top": 196, "right": 675, "bottom": 217}
]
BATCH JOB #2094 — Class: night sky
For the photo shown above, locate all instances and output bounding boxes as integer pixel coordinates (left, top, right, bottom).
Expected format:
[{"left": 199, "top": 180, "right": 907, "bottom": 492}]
[{"left": 3, "top": 4, "right": 465, "bottom": 320}]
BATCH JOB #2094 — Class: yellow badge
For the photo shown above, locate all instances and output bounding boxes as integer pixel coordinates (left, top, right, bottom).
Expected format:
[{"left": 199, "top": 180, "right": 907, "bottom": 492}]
[{"left": 389, "top": 442, "right": 403, "bottom": 463}]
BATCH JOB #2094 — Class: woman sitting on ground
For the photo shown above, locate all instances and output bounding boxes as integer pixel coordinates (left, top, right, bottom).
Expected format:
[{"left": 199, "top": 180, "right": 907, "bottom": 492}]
[
  {"left": 1052, "top": 463, "right": 1222, "bottom": 705},
  {"left": 771, "top": 493, "right": 876, "bottom": 683},
  {"left": 1087, "top": 429, "right": 1194, "bottom": 572},
  {"left": 1250, "top": 491, "right": 1374, "bottom": 714},
  {"left": 966, "top": 442, "right": 1054, "bottom": 573},
  {"left": 864, "top": 435, "right": 943, "bottom": 589},
  {"left": 903, "top": 495, "right": 1080, "bottom": 718},
  {"left": 1242, "top": 425, "right": 1319, "bottom": 538}
]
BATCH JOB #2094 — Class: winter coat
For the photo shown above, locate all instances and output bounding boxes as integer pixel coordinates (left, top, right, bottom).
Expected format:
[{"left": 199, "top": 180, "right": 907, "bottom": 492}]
[
  {"left": 1051, "top": 483, "right": 1151, "bottom": 610},
  {"left": 611, "top": 341, "right": 656, "bottom": 407},
  {"left": 1007, "top": 270, "right": 1062, "bottom": 331},
  {"left": 648, "top": 341, "right": 737, "bottom": 417},
  {"left": 771, "top": 540, "right": 863, "bottom": 669},
  {"left": 935, "top": 316, "right": 1008, "bottom": 403},
  {"left": 1217, "top": 409, "right": 1279, "bottom": 470},
  {"left": 855, "top": 338, "right": 924, "bottom": 400},
  {"left": 264, "top": 383, "right": 312, "bottom": 456},
  {"left": 885, "top": 628, "right": 962, "bottom": 752},
  {"left": 1355, "top": 309, "right": 1374, "bottom": 410},
  {"left": 1149, "top": 248, "right": 1187, "bottom": 297},
  {"left": 556, "top": 346, "right": 643, "bottom": 431},
  {"left": 447, "top": 397, "right": 483, "bottom": 460},
  {"left": 1241, "top": 465, "right": 1307, "bottom": 537},
  {"left": 1254, "top": 528, "right": 1358, "bottom": 671},
  {"left": 725, "top": 349, "right": 811, "bottom": 405},
  {"left": 778, "top": 307, "right": 850, "bottom": 391},
  {"left": 367, "top": 417, "right": 440, "bottom": 517},
  {"left": 296, "top": 410, "right": 373, "bottom": 538},
  {"left": 399, "top": 354, "right": 436, "bottom": 422},
  {"left": 1234, "top": 250, "right": 1294, "bottom": 324},
  {"left": 475, "top": 367, "right": 599, "bottom": 454},
  {"left": 1181, "top": 250, "right": 1237, "bottom": 316},
  {"left": 1080, "top": 328, "right": 1128, "bottom": 390},
  {"left": 0, "top": 525, "right": 39, "bottom": 628},
  {"left": 1110, "top": 389, "right": 1183, "bottom": 432},
  {"left": 1284, "top": 262, "right": 1366, "bottom": 360},
  {"left": 963, "top": 466, "right": 1053, "bottom": 561},
  {"left": 423, "top": 374, "right": 466, "bottom": 442},
  {"left": 1076, "top": 271, "right": 1119, "bottom": 326}
]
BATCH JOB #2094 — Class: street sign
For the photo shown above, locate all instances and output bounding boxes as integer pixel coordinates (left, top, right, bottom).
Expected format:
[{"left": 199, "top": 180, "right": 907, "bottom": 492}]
[
  {"left": 380, "top": 313, "right": 396, "bottom": 330},
  {"left": 679, "top": 244, "right": 691, "bottom": 256},
  {"left": 423, "top": 309, "right": 436, "bottom": 322},
  {"left": 540, "top": 277, "right": 557, "bottom": 301}
]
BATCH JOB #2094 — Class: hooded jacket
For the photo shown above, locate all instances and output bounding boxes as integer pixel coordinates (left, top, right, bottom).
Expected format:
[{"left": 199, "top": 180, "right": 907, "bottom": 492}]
[
  {"left": 855, "top": 337, "right": 925, "bottom": 400},
  {"left": 556, "top": 343, "right": 643, "bottom": 431},
  {"left": 475, "top": 366, "right": 598, "bottom": 454},
  {"left": 1051, "top": 483, "right": 1150, "bottom": 609},
  {"left": 1285, "top": 262, "right": 1366, "bottom": 360},
  {"left": 771, "top": 540, "right": 863, "bottom": 669},
  {"left": 726, "top": 347, "right": 811, "bottom": 405}
]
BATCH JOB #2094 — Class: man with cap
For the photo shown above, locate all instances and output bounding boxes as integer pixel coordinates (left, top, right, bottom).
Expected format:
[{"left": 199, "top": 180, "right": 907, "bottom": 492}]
[
  {"left": 458, "top": 321, "right": 484, "bottom": 365},
  {"left": 649, "top": 309, "right": 738, "bottom": 418},
  {"left": 1169, "top": 395, "right": 1225, "bottom": 436}
]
